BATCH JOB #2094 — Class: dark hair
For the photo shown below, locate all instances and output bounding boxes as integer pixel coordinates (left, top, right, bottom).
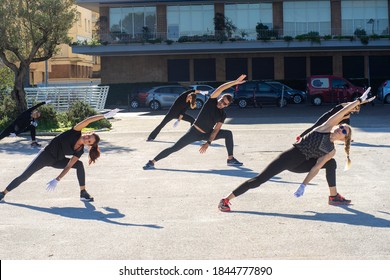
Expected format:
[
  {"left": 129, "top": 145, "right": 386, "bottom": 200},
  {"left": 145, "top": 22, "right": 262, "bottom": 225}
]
[
  {"left": 189, "top": 93, "right": 197, "bottom": 109},
  {"left": 88, "top": 133, "right": 101, "bottom": 165},
  {"left": 222, "top": 94, "right": 233, "bottom": 104}
]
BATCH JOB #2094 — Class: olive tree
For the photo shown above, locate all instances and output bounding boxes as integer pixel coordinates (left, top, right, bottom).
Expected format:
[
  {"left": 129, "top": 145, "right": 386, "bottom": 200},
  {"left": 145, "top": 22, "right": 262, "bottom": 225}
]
[{"left": 0, "top": 0, "right": 77, "bottom": 112}]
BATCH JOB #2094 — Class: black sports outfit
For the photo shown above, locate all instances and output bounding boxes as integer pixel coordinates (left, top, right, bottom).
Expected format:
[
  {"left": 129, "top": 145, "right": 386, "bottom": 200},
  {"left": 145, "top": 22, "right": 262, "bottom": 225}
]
[
  {"left": 152, "top": 98, "right": 235, "bottom": 162},
  {"left": 5, "top": 128, "right": 86, "bottom": 192},
  {"left": 0, "top": 102, "right": 46, "bottom": 141},
  {"left": 147, "top": 90, "right": 196, "bottom": 140}
]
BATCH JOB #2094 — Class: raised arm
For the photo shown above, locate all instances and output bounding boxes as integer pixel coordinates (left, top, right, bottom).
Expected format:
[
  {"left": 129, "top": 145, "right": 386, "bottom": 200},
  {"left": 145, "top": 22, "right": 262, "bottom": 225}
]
[
  {"left": 317, "top": 87, "right": 371, "bottom": 132},
  {"left": 73, "top": 108, "right": 120, "bottom": 131},
  {"left": 210, "top": 74, "right": 246, "bottom": 99}
]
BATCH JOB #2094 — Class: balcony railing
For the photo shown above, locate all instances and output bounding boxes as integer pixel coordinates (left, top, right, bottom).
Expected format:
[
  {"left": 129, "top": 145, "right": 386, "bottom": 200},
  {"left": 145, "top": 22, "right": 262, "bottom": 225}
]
[{"left": 85, "top": 27, "right": 389, "bottom": 46}]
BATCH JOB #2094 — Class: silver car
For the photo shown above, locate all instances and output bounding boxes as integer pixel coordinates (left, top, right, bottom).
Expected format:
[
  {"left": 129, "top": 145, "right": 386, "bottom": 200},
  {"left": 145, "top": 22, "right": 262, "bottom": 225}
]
[
  {"left": 377, "top": 80, "right": 390, "bottom": 104},
  {"left": 145, "top": 85, "right": 188, "bottom": 110}
]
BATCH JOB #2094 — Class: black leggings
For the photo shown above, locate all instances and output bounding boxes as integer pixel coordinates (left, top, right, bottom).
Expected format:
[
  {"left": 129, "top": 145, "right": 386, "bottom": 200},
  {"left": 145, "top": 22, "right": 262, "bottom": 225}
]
[
  {"left": 0, "top": 123, "right": 36, "bottom": 141},
  {"left": 232, "top": 146, "right": 336, "bottom": 197},
  {"left": 148, "top": 113, "right": 195, "bottom": 140},
  {"left": 6, "top": 149, "right": 85, "bottom": 192},
  {"left": 154, "top": 126, "right": 234, "bottom": 162}
]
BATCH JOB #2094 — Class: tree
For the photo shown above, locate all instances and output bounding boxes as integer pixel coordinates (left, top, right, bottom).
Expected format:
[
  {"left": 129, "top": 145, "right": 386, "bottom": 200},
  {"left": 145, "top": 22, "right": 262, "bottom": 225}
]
[{"left": 0, "top": 0, "right": 77, "bottom": 112}]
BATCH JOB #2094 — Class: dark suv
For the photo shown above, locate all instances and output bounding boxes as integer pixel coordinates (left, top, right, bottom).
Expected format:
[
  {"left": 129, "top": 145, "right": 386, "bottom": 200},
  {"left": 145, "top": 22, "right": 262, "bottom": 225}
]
[{"left": 234, "top": 81, "right": 293, "bottom": 108}]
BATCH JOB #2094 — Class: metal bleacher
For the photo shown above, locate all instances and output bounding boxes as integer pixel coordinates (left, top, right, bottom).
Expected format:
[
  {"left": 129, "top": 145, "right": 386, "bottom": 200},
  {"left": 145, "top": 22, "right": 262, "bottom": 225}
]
[{"left": 25, "top": 86, "right": 109, "bottom": 112}]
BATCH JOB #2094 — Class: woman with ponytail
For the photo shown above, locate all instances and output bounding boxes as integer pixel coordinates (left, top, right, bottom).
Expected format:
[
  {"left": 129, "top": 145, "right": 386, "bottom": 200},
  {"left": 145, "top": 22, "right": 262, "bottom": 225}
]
[
  {"left": 0, "top": 109, "right": 119, "bottom": 203},
  {"left": 218, "top": 88, "right": 372, "bottom": 212}
]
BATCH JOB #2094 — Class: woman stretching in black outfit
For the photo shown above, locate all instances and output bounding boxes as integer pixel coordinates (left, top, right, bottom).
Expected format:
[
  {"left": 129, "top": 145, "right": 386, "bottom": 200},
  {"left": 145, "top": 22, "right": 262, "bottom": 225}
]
[
  {"left": 0, "top": 109, "right": 119, "bottom": 202},
  {"left": 147, "top": 89, "right": 198, "bottom": 141},
  {"left": 218, "top": 88, "right": 371, "bottom": 212}
]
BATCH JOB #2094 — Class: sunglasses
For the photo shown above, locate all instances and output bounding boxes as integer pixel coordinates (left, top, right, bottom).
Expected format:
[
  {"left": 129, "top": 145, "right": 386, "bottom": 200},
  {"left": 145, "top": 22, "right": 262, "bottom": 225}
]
[{"left": 339, "top": 125, "right": 348, "bottom": 135}]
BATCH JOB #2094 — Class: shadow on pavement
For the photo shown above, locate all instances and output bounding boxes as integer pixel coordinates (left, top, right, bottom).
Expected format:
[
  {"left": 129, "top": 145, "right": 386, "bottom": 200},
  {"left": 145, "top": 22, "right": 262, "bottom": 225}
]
[
  {"left": 4, "top": 201, "right": 163, "bottom": 229},
  {"left": 231, "top": 206, "right": 390, "bottom": 228}
]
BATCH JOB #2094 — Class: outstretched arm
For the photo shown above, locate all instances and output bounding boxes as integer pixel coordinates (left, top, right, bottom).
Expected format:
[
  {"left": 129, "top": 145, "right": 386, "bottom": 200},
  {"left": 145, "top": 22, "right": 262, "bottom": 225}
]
[
  {"left": 73, "top": 108, "right": 120, "bottom": 131},
  {"left": 317, "top": 87, "right": 371, "bottom": 132},
  {"left": 73, "top": 115, "right": 104, "bottom": 131},
  {"left": 26, "top": 101, "right": 46, "bottom": 113},
  {"left": 210, "top": 74, "right": 246, "bottom": 99}
]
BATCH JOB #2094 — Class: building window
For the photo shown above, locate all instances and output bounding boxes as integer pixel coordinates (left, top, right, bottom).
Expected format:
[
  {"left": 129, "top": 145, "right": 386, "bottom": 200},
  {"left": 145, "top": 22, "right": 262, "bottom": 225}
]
[
  {"left": 85, "top": 19, "right": 87, "bottom": 32},
  {"left": 226, "top": 58, "right": 247, "bottom": 81},
  {"left": 77, "top": 12, "right": 82, "bottom": 26},
  {"left": 369, "top": 56, "right": 390, "bottom": 79},
  {"left": 167, "top": 5, "right": 214, "bottom": 40},
  {"left": 284, "top": 57, "right": 306, "bottom": 80},
  {"left": 283, "top": 1, "right": 331, "bottom": 36},
  {"left": 109, "top": 7, "right": 156, "bottom": 38},
  {"left": 341, "top": 0, "right": 389, "bottom": 36},
  {"left": 225, "top": 3, "right": 273, "bottom": 39},
  {"left": 310, "top": 56, "right": 333, "bottom": 75},
  {"left": 343, "top": 56, "right": 365, "bottom": 78},
  {"left": 252, "top": 57, "right": 274, "bottom": 80},
  {"left": 194, "top": 59, "right": 216, "bottom": 82},
  {"left": 168, "top": 59, "right": 190, "bottom": 82}
]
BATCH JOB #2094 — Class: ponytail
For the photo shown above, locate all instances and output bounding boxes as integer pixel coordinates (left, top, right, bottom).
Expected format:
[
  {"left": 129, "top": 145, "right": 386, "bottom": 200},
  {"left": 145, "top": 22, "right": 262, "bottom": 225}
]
[
  {"left": 189, "top": 93, "right": 197, "bottom": 109},
  {"left": 344, "top": 125, "right": 352, "bottom": 170},
  {"left": 88, "top": 133, "right": 101, "bottom": 165}
]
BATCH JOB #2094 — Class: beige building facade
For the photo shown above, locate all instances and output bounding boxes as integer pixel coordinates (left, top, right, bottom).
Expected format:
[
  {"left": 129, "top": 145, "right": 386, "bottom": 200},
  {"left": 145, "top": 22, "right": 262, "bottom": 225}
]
[{"left": 29, "top": 5, "right": 100, "bottom": 86}]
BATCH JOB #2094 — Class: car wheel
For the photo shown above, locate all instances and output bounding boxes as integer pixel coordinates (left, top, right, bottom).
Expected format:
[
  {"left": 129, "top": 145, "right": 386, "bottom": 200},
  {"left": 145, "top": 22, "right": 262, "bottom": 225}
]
[
  {"left": 149, "top": 100, "right": 161, "bottom": 110},
  {"left": 130, "top": 99, "right": 140, "bottom": 109},
  {"left": 238, "top": 99, "right": 248, "bottom": 108},
  {"left": 293, "top": 95, "right": 303, "bottom": 104},
  {"left": 385, "top": 94, "right": 390, "bottom": 104},
  {"left": 277, "top": 98, "right": 287, "bottom": 107},
  {"left": 312, "top": 96, "right": 322, "bottom": 106},
  {"left": 195, "top": 99, "right": 204, "bottom": 109}
]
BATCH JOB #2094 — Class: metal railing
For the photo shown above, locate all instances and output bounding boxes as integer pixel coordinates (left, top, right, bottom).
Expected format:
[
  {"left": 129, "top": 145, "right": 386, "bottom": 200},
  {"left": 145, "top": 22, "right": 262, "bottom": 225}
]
[{"left": 25, "top": 86, "right": 109, "bottom": 112}]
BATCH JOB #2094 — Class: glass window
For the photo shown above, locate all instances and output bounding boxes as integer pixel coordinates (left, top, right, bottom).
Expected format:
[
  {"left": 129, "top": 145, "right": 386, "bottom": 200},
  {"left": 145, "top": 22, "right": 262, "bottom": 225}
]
[
  {"left": 332, "top": 79, "right": 348, "bottom": 88},
  {"left": 283, "top": 1, "right": 331, "bottom": 36},
  {"left": 341, "top": 0, "right": 389, "bottom": 35},
  {"left": 109, "top": 7, "right": 156, "bottom": 38},
  {"left": 167, "top": 5, "right": 214, "bottom": 40},
  {"left": 225, "top": 3, "right": 272, "bottom": 39}
]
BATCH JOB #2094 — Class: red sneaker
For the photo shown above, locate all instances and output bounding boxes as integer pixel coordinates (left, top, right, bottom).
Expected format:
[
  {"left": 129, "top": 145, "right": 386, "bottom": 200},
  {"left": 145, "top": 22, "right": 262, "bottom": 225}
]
[
  {"left": 329, "top": 193, "right": 351, "bottom": 205},
  {"left": 218, "top": 198, "right": 231, "bottom": 212}
]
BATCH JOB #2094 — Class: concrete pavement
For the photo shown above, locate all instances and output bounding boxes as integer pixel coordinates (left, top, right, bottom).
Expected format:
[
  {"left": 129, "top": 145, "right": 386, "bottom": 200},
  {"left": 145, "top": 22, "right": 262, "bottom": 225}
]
[{"left": 0, "top": 103, "right": 389, "bottom": 260}]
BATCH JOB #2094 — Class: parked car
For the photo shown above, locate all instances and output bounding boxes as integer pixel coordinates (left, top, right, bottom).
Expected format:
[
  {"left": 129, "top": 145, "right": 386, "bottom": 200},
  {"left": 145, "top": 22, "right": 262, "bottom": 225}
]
[
  {"left": 128, "top": 88, "right": 150, "bottom": 109},
  {"left": 377, "top": 80, "right": 390, "bottom": 104},
  {"left": 306, "top": 75, "right": 366, "bottom": 106},
  {"left": 188, "top": 84, "right": 214, "bottom": 109},
  {"left": 266, "top": 81, "right": 307, "bottom": 104},
  {"left": 233, "top": 81, "right": 292, "bottom": 108},
  {"left": 145, "top": 85, "right": 209, "bottom": 110}
]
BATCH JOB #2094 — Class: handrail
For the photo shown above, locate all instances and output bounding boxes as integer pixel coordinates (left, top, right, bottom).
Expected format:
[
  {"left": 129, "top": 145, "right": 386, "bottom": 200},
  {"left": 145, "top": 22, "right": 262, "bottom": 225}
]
[{"left": 25, "top": 86, "right": 109, "bottom": 112}]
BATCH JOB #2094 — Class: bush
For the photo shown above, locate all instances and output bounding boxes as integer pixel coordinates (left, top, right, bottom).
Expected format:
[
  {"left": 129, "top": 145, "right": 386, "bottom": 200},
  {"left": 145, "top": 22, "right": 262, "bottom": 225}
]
[
  {"left": 36, "top": 104, "right": 59, "bottom": 131},
  {"left": 67, "top": 101, "right": 112, "bottom": 129}
]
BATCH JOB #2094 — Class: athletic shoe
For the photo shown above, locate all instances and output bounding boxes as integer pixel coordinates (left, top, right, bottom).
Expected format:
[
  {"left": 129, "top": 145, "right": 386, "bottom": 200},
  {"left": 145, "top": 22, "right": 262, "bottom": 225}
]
[
  {"left": 146, "top": 138, "right": 154, "bottom": 142},
  {"left": 143, "top": 160, "right": 155, "bottom": 170},
  {"left": 80, "top": 190, "right": 94, "bottom": 202},
  {"left": 0, "top": 192, "right": 5, "bottom": 202},
  {"left": 227, "top": 157, "right": 243, "bottom": 166},
  {"left": 218, "top": 198, "right": 231, "bottom": 212},
  {"left": 328, "top": 193, "right": 351, "bottom": 205},
  {"left": 31, "top": 142, "right": 41, "bottom": 147}
]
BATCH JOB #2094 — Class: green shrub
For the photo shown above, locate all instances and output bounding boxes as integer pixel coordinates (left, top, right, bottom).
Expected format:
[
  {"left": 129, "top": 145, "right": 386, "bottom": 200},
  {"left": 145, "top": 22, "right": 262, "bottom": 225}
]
[
  {"left": 36, "top": 104, "right": 59, "bottom": 131},
  {"left": 67, "top": 101, "right": 111, "bottom": 129}
]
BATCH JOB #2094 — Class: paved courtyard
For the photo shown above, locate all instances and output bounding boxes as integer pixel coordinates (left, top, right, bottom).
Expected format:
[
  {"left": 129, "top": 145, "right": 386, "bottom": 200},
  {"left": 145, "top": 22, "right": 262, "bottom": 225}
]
[{"left": 0, "top": 103, "right": 389, "bottom": 260}]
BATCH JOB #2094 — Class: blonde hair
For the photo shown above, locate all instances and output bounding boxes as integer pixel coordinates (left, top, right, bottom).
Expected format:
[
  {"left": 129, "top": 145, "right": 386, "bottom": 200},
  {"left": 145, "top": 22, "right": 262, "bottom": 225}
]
[{"left": 343, "top": 124, "right": 352, "bottom": 170}]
